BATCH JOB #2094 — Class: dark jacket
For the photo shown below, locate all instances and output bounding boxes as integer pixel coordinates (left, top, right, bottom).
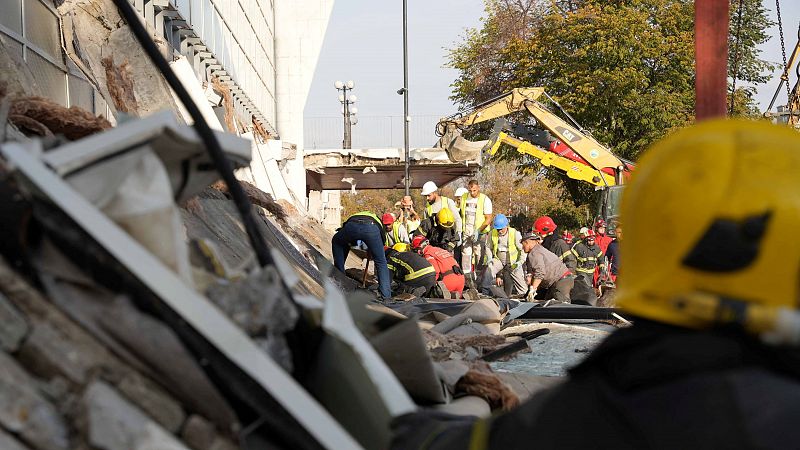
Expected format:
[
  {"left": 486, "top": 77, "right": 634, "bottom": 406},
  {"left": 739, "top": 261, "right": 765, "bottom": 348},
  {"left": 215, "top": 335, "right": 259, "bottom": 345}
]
[
  {"left": 392, "top": 321, "right": 800, "bottom": 450},
  {"left": 418, "top": 216, "right": 459, "bottom": 252},
  {"left": 542, "top": 234, "right": 577, "bottom": 272},
  {"left": 571, "top": 241, "right": 604, "bottom": 277},
  {"left": 606, "top": 238, "right": 620, "bottom": 275},
  {"left": 385, "top": 249, "right": 436, "bottom": 283}
]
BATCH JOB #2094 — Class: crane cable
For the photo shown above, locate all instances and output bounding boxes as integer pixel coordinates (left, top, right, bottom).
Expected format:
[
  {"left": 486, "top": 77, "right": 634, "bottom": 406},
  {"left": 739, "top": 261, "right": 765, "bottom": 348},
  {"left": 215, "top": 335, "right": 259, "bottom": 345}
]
[
  {"left": 729, "top": 0, "right": 745, "bottom": 115},
  {"left": 776, "top": 0, "right": 793, "bottom": 117}
]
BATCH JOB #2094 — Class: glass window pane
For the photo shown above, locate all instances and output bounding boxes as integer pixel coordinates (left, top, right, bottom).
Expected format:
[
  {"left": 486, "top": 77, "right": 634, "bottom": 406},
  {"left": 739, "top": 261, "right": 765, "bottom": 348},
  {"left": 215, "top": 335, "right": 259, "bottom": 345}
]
[
  {"left": 0, "top": 0, "right": 22, "bottom": 34},
  {"left": 68, "top": 75, "right": 93, "bottom": 112},
  {"left": 0, "top": 33, "right": 24, "bottom": 61},
  {"left": 27, "top": 50, "right": 66, "bottom": 105},
  {"left": 24, "top": 0, "right": 61, "bottom": 58}
]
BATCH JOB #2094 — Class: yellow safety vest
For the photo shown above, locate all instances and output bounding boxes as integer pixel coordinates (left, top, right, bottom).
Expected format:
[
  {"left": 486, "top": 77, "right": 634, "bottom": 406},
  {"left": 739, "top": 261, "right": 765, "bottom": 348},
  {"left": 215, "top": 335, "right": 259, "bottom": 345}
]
[
  {"left": 490, "top": 227, "right": 519, "bottom": 264},
  {"left": 425, "top": 196, "right": 451, "bottom": 218},
  {"left": 385, "top": 222, "right": 404, "bottom": 245},
  {"left": 460, "top": 193, "right": 487, "bottom": 232}
]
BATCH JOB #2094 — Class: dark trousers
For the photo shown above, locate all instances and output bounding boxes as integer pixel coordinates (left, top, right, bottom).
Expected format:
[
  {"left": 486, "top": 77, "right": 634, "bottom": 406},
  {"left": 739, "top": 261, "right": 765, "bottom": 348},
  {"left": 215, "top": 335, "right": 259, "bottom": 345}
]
[
  {"left": 537, "top": 276, "right": 574, "bottom": 303},
  {"left": 332, "top": 221, "right": 391, "bottom": 298},
  {"left": 398, "top": 273, "right": 437, "bottom": 296}
]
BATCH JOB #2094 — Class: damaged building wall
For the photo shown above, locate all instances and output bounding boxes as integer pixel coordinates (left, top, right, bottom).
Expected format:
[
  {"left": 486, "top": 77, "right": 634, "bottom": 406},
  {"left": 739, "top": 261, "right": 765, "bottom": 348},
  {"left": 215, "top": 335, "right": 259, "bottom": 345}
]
[{"left": 275, "top": 0, "right": 336, "bottom": 203}]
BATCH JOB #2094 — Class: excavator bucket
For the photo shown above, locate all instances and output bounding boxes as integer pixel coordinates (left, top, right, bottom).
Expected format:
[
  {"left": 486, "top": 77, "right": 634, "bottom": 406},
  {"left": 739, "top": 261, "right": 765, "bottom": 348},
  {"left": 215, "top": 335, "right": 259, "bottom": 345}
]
[{"left": 435, "top": 125, "right": 488, "bottom": 163}]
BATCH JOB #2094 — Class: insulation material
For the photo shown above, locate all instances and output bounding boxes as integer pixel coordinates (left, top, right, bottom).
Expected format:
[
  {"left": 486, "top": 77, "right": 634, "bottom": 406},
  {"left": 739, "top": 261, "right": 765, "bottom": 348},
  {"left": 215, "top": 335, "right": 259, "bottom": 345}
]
[
  {"left": 169, "top": 57, "right": 223, "bottom": 131},
  {"left": 101, "top": 56, "right": 138, "bottom": 114}
]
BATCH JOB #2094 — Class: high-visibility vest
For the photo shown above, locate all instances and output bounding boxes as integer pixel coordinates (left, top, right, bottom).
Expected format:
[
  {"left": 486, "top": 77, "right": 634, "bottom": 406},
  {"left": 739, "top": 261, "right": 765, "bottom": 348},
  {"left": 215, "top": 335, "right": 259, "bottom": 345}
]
[
  {"left": 385, "top": 222, "right": 404, "bottom": 246},
  {"left": 425, "top": 196, "right": 452, "bottom": 219},
  {"left": 460, "top": 193, "right": 487, "bottom": 232},
  {"left": 490, "top": 227, "right": 519, "bottom": 264}
]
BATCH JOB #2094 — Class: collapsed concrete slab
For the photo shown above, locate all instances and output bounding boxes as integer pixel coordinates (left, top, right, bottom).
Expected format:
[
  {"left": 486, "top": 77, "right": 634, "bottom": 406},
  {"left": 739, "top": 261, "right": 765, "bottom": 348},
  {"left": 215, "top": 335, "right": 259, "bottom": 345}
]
[{"left": 304, "top": 147, "right": 481, "bottom": 192}]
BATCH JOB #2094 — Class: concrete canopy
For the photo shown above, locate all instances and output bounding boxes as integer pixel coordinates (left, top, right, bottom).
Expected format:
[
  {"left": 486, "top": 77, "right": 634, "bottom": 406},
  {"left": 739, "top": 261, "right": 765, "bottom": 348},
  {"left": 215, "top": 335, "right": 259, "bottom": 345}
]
[{"left": 304, "top": 147, "right": 481, "bottom": 192}]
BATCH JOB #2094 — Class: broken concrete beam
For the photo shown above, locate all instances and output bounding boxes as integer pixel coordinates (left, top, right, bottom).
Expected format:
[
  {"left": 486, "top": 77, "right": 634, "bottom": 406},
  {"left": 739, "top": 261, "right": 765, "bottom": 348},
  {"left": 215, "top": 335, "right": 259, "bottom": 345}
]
[
  {"left": 180, "top": 415, "right": 237, "bottom": 450},
  {"left": 83, "top": 380, "right": 190, "bottom": 450},
  {"left": 0, "top": 351, "right": 69, "bottom": 450},
  {"left": 117, "top": 373, "right": 185, "bottom": 434},
  {"left": 0, "top": 427, "right": 32, "bottom": 450},
  {"left": 0, "top": 292, "right": 28, "bottom": 352}
]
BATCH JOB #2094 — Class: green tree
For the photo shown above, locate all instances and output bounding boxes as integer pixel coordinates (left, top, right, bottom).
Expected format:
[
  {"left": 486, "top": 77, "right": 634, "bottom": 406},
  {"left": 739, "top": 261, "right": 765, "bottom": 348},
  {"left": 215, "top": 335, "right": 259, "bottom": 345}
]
[{"left": 448, "top": 0, "right": 775, "bottom": 161}]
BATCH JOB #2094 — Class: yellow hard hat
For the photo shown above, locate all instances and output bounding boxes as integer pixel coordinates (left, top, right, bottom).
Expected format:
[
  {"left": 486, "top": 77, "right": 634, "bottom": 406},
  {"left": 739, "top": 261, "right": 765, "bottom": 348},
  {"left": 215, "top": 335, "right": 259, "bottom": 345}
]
[
  {"left": 615, "top": 119, "right": 800, "bottom": 334},
  {"left": 437, "top": 207, "right": 455, "bottom": 228},
  {"left": 392, "top": 243, "right": 410, "bottom": 252}
]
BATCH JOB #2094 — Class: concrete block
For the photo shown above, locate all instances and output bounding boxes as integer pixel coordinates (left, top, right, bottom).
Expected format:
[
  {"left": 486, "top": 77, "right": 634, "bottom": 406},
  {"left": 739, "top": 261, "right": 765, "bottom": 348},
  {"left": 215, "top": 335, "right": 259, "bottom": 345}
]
[
  {"left": 117, "top": 373, "right": 185, "bottom": 434},
  {"left": 0, "top": 427, "right": 33, "bottom": 450},
  {"left": 0, "top": 351, "right": 69, "bottom": 450},
  {"left": 83, "top": 381, "right": 190, "bottom": 450},
  {"left": 16, "top": 322, "right": 97, "bottom": 385},
  {"left": 0, "top": 292, "right": 28, "bottom": 352},
  {"left": 181, "top": 415, "right": 237, "bottom": 450}
]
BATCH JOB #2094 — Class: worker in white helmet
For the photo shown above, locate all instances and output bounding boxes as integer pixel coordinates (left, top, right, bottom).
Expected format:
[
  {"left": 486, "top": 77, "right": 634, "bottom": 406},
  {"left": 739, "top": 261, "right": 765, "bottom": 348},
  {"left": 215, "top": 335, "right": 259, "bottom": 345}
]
[{"left": 421, "top": 181, "right": 462, "bottom": 244}]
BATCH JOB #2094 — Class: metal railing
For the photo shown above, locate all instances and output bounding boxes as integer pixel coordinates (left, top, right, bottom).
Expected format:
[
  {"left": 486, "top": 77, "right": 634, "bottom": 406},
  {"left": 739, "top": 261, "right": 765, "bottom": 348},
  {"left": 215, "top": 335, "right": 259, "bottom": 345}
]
[{"left": 303, "top": 114, "right": 442, "bottom": 149}]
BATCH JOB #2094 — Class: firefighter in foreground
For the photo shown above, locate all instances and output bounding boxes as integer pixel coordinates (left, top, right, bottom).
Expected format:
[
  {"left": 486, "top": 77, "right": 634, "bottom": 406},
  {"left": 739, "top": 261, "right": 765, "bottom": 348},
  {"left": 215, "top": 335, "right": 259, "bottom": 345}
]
[
  {"left": 391, "top": 119, "right": 800, "bottom": 449},
  {"left": 411, "top": 235, "right": 465, "bottom": 298},
  {"left": 520, "top": 231, "right": 573, "bottom": 303},
  {"left": 486, "top": 214, "right": 527, "bottom": 296},
  {"left": 385, "top": 244, "right": 436, "bottom": 297}
]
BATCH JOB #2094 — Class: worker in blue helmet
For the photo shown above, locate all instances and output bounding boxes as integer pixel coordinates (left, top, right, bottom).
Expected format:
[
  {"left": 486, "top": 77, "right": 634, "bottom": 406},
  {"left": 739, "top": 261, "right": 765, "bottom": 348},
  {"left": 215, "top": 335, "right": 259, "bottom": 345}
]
[{"left": 485, "top": 214, "right": 527, "bottom": 296}]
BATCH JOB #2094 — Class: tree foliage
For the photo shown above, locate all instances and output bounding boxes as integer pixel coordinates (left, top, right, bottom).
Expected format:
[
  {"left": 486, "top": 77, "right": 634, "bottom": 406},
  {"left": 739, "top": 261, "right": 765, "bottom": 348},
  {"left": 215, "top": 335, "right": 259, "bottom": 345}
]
[{"left": 448, "top": 0, "right": 775, "bottom": 161}]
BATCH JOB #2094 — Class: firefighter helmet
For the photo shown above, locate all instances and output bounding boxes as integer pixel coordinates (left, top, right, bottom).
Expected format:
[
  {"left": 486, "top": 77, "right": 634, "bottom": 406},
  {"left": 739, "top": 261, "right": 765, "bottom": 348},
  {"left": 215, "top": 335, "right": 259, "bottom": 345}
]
[
  {"left": 411, "top": 235, "right": 429, "bottom": 251},
  {"left": 437, "top": 207, "right": 455, "bottom": 228},
  {"left": 392, "top": 243, "right": 410, "bottom": 252},
  {"left": 594, "top": 218, "right": 607, "bottom": 229},
  {"left": 533, "top": 216, "right": 557, "bottom": 235},
  {"left": 382, "top": 213, "right": 395, "bottom": 225},
  {"left": 615, "top": 119, "right": 800, "bottom": 338}
]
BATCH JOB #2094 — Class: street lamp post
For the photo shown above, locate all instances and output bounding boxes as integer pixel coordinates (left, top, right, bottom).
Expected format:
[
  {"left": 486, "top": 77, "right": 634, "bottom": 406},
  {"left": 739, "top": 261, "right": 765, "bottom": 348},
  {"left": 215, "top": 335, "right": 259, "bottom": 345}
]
[
  {"left": 401, "top": 0, "right": 410, "bottom": 195},
  {"left": 335, "top": 80, "right": 358, "bottom": 149}
]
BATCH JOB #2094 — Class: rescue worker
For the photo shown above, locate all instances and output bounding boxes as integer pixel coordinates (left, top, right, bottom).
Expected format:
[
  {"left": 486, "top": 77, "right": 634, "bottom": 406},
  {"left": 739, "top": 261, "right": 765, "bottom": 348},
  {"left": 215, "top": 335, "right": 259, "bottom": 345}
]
[
  {"left": 533, "top": 216, "right": 577, "bottom": 274},
  {"left": 382, "top": 213, "right": 408, "bottom": 247},
  {"left": 562, "top": 230, "right": 574, "bottom": 245},
  {"left": 571, "top": 229, "right": 605, "bottom": 288},
  {"left": 385, "top": 244, "right": 437, "bottom": 297},
  {"left": 520, "top": 232, "right": 573, "bottom": 303},
  {"left": 486, "top": 214, "right": 527, "bottom": 296},
  {"left": 418, "top": 207, "right": 459, "bottom": 252},
  {"left": 452, "top": 186, "right": 469, "bottom": 265},
  {"left": 332, "top": 211, "right": 391, "bottom": 299},
  {"left": 411, "top": 235, "right": 464, "bottom": 299},
  {"left": 391, "top": 119, "right": 800, "bottom": 449},
  {"left": 421, "top": 181, "right": 462, "bottom": 240},
  {"left": 459, "top": 180, "right": 493, "bottom": 288},
  {"left": 593, "top": 218, "right": 613, "bottom": 254},
  {"left": 605, "top": 223, "right": 621, "bottom": 282},
  {"left": 396, "top": 195, "right": 421, "bottom": 235}
]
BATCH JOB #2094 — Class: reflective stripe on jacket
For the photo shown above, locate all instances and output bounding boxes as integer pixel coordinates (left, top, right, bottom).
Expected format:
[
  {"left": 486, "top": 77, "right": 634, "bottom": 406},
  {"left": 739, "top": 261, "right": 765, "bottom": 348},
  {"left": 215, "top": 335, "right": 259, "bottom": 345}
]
[{"left": 387, "top": 252, "right": 436, "bottom": 281}]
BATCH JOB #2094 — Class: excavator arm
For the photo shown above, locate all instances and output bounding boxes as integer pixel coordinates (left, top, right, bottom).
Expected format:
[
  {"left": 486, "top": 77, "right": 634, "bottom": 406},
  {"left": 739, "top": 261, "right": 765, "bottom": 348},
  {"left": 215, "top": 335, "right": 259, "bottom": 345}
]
[{"left": 437, "top": 87, "right": 629, "bottom": 180}]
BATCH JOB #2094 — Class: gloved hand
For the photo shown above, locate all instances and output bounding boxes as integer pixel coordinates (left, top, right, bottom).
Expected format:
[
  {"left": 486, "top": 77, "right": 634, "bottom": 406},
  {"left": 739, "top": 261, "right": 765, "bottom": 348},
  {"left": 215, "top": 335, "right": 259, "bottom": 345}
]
[{"left": 526, "top": 289, "right": 537, "bottom": 302}]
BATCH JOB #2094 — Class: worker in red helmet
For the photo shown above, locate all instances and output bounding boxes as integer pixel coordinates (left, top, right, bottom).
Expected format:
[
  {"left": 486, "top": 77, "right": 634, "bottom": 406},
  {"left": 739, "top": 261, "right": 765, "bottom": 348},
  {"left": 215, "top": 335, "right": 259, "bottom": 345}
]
[
  {"left": 593, "top": 218, "right": 613, "bottom": 254},
  {"left": 382, "top": 212, "right": 408, "bottom": 247},
  {"left": 411, "top": 235, "right": 465, "bottom": 299},
  {"left": 533, "top": 216, "right": 576, "bottom": 274}
]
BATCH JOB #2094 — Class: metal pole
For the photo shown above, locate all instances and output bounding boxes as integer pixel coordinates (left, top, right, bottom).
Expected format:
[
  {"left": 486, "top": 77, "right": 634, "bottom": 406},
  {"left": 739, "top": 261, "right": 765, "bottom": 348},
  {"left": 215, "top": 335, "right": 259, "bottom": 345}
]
[
  {"left": 402, "top": 0, "right": 410, "bottom": 195},
  {"left": 344, "top": 86, "right": 352, "bottom": 149},
  {"left": 695, "top": 0, "right": 729, "bottom": 120}
]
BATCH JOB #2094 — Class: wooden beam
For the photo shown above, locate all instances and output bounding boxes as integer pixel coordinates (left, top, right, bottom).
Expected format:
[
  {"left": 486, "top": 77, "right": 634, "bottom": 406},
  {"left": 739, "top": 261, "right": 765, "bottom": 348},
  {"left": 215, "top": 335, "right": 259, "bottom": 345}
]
[{"left": 695, "top": 0, "right": 729, "bottom": 120}]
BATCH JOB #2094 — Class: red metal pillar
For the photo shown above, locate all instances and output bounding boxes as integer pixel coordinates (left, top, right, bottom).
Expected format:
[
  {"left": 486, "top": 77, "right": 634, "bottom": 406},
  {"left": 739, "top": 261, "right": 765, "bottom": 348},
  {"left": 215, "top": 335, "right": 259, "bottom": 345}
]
[{"left": 695, "top": 0, "right": 729, "bottom": 120}]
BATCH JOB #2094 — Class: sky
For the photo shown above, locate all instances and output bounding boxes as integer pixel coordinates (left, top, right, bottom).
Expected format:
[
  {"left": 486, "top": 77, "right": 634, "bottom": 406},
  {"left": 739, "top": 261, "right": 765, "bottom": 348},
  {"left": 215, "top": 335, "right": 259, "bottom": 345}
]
[{"left": 304, "top": 1, "right": 800, "bottom": 149}]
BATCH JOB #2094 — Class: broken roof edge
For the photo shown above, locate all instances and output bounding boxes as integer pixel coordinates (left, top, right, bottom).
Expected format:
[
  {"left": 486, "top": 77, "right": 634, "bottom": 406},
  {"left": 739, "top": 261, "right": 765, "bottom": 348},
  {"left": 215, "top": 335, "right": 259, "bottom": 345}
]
[{"left": 304, "top": 147, "right": 482, "bottom": 166}]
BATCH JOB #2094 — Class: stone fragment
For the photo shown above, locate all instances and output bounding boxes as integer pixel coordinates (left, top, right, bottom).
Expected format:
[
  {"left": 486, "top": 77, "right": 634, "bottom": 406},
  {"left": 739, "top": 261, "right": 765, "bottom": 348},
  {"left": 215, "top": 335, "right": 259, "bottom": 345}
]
[
  {"left": 0, "top": 351, "right": 69, "bottom": 450},
  {"left": 117, "top": 373, "right": 185, "bottom": 434},
  {"left": 0, "top": 427, "right": 32, "bottom": 450},
  {"left": 181, "top": 415, "right": 236, "bottom": 450},
  {"left": 0, "top": 292, "right": 28, "bottom": 352},
  {"left": 83, "top": 381, "right": 190, "bottom": 450}
]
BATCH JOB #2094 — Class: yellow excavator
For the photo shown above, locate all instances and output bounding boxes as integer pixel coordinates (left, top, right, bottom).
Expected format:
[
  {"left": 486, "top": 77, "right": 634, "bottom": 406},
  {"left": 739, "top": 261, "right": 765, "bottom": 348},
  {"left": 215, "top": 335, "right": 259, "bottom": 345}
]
[
  {"left": 764, "top": 25, "right": 800, "bottom": 126},
  {"left": 436, "top": 87, "right": 634, "bottom": 226}
]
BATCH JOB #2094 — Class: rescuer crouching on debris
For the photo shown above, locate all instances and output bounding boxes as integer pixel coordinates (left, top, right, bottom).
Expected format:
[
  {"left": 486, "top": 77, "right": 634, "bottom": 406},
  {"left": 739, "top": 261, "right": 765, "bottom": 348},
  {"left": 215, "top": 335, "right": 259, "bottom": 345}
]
[
  {"left": 385, "top": 244, "right": 437, "bottom": 297},
  {"left": 520, "top": 231, "right": 573, "bottom": 303},
  {"left": 486, "top": 214, "right": 527, "bottom": 296},
  {"left": 390, "top": 119, "right": 800, "bottom": 449},
  {"left": 417, "top": 207, "right": 460, "bottom": 252},
  {"left": 411, "top": 235, "right": 465, "bottom": 299},
  {"left": 332, "top": 211, "right": 392, "bottom": 299}
]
